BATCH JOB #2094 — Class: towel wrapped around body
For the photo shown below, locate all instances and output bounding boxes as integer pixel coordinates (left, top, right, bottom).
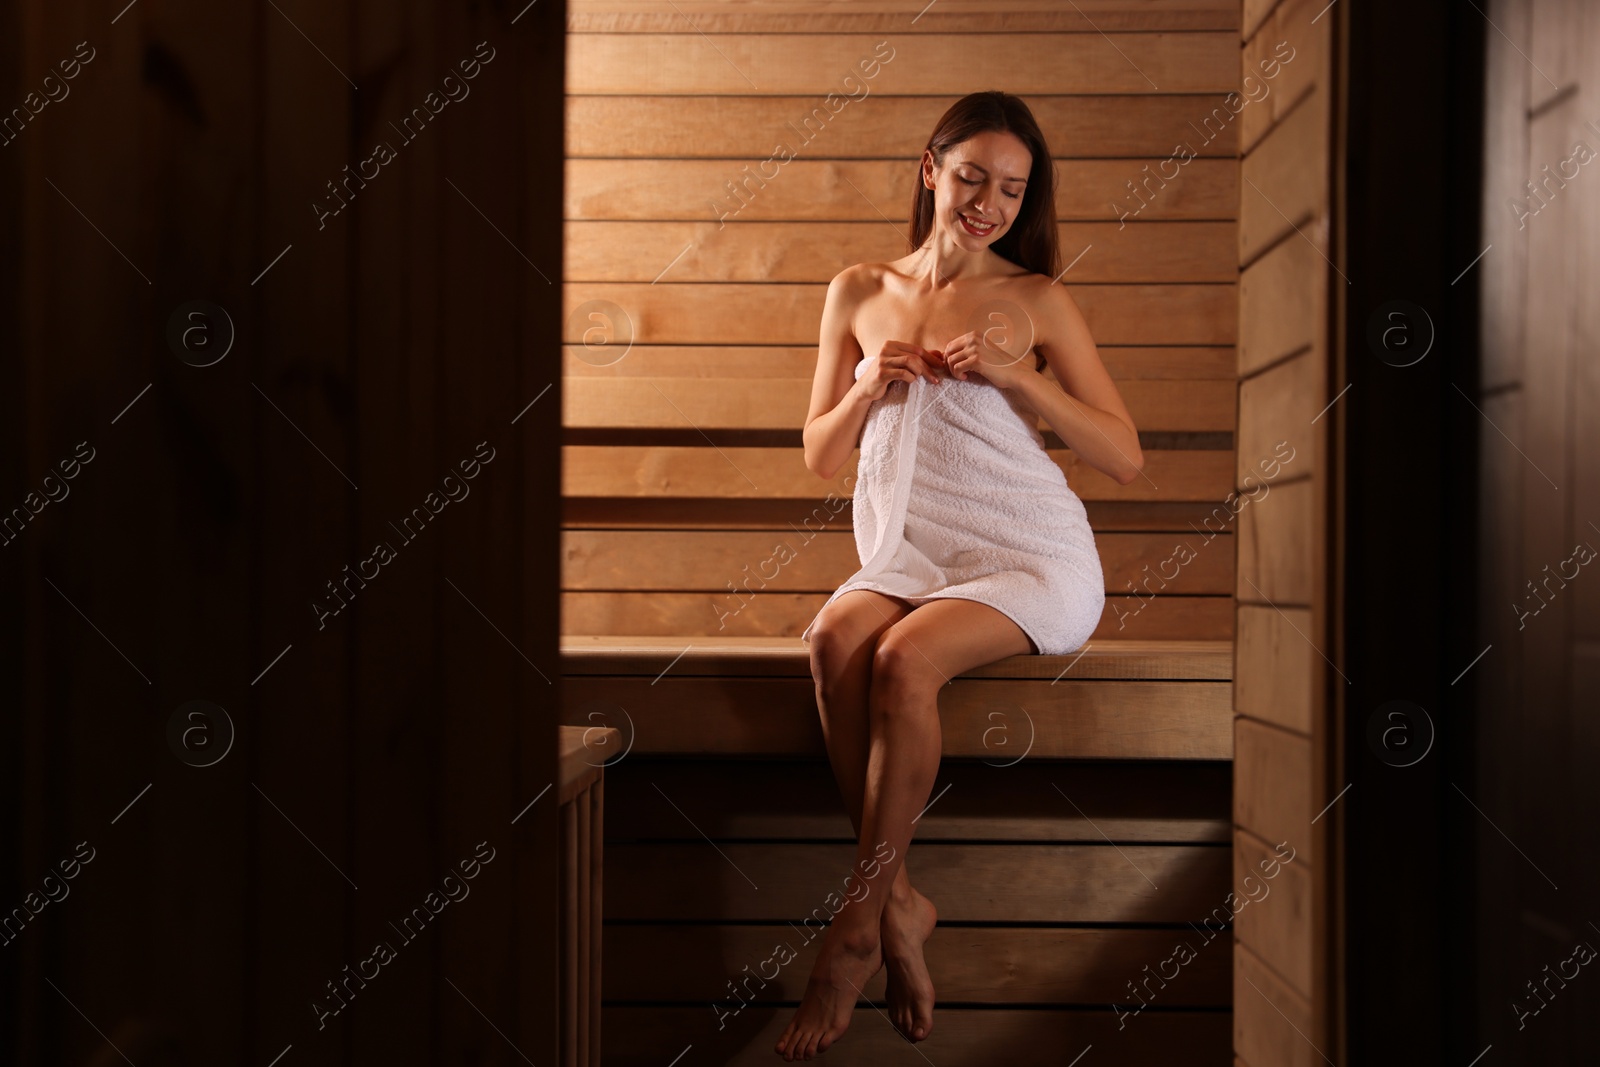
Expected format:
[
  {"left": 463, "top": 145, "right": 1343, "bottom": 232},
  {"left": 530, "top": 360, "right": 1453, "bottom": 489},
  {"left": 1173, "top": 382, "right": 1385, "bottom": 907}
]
[{"left": 801, "top": 354, "right": 1105, "bottom": 656}]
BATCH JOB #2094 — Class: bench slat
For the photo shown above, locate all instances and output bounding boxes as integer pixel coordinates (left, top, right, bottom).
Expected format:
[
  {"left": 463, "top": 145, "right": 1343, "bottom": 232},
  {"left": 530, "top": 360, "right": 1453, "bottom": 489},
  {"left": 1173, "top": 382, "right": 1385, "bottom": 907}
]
[
  {"left": 562, "top": 635, "right": 1231, "bottom": 678},
  {"left": 564, "top": 675, "right": 1233, "bottom": 759}
]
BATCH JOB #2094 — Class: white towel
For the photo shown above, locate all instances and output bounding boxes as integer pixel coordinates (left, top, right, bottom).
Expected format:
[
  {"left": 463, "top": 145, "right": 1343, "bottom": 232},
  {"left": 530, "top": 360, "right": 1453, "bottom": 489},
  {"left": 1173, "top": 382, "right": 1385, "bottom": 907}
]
[{"left": 801, "top": 356, "right": 1105, "bottom": 656}]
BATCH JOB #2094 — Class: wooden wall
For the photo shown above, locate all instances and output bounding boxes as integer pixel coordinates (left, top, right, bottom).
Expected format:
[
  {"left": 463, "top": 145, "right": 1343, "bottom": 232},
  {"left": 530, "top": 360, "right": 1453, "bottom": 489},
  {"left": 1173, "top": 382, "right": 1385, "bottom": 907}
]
[
  {"left": 562, "top": 1, "right": 1256, "bottom": 1063},
  {"left": 561, "top": 0, "right": 1244, "bottom": 644},
  {"left": 1, "top": 2, "right": 566, "bottom": 1064},
  {"left": 1475, "top": 0, "right": 1600, "bottom": 1059},
  {"left": 1231, "top": 0, "right": 1340, "bottom": 1065}
]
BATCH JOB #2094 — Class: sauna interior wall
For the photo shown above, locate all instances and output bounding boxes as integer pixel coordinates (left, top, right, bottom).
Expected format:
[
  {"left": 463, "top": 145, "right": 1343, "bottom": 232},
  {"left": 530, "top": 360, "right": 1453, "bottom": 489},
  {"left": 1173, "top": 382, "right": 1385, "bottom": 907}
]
[{"left": 562, "top": 1, "right": 1254, "bottom": 1062}]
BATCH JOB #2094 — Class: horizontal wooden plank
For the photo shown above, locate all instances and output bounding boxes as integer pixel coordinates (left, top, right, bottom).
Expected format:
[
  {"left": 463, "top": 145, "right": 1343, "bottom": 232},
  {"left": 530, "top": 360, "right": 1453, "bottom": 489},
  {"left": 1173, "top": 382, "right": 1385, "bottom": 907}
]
[
  {"left": 569, "top": 1, "right": 1241, "bottom": 34},
  {"left": 1239, "top": 87, "right": 1327, "bottom": 265},
  {"left": 1239, "top": 221, "right": 1323, "bottom": 375},
  {"left": 564, "top": 375, "right": 1235, "bottom": 432},
  {"left": 561, "top": 634, "right": 1233, "bottom": 679},
  {"left": 562, "top": 344, "right": 1238, "bottom": 380},
  {"left": 566, "top": 158, "right": 1239, "bottom": 222},
  {"left": 607, "top": 924, "right": 1232, "bottom": 1005},
  {"left": 603, "top": 1005, "right": 1231, "bottom": 1067},
  {"left": 563, "top": 497, "right": 1244, "bottom": 532},
  {"left": 567, "top": 95, "right": 1241, "bottom": 158},
  {"left": 607, "top": 841, "right": 1232, "bottom": 921},
  {"left": 1233, "top": 717, "right": 1315, "bottom": 869},
  {"left": 1234, "top": 827, "right": 1313, "bottom": 1000},
  {"left": 603, "top": 759, "right": 1232, "bottom": 840},
  {"left": 562, "top": 446, "right": 1236, "bottom": 500},
  {"left": 1234, "top": 604, "right": 1312, "bottom": 734},
  {"left": 1238, "top": 349, "right": 1320, "bottom": 485},
  {"left": 567, "top": 33, "right": 1240, "bottom": 95},
  {"left": 565, "top": 221, "right": 1237, "bottom": 283},
  {"left": 563, "top": 675, "right": 1234, "bottom": 758},
  {"left": 1235, "top": 473, "right": 1313, "bottom": 604},
  {"left": 1234, "top": 939, "right": 1318, "bottom": 1067},
  {"left": 565, "top": 590, "right": 1235, "bottom": 642},
  {"left": 562, "top": 282, "right": 1238, "bottom": 345},
  {"left": 563, "top": 529, "right": 1233, "bottom": 594},
  {"left": 1239, "top": 0, "right": 1327, "bottom": 156}
]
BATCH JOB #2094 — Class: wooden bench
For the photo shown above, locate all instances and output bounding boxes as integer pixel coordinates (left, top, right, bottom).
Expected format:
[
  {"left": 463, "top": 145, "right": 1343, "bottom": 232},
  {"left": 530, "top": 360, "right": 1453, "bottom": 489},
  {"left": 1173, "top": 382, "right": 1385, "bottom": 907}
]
[{"left": 560, "top": 636, "right": 1235, "bottom": 1064}]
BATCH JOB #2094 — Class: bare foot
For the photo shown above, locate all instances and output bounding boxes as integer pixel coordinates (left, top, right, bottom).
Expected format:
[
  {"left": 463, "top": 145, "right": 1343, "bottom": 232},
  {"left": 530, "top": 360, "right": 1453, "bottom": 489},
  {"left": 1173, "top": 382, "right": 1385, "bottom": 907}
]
[
  {"left": 881, "top": 887, "right": 938, "bottom": 1042},
  {"left": 774, "top": 923, "right": 883, "bottom": 1061}
]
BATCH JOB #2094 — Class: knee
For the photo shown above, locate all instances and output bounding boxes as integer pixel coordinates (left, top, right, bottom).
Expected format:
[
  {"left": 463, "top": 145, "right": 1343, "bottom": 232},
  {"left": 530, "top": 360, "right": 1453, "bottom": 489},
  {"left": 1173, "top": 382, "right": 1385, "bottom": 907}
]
[
  {"left": 869, "top": 630, "right": 941, "bottom": 710},
  {"left": 807, "top": 611, "right": 867, "bottom": 696}
]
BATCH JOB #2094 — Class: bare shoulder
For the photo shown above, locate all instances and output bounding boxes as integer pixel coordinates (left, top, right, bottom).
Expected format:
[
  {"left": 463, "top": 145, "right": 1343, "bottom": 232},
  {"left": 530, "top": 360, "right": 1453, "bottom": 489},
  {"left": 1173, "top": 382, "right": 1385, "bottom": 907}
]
[
  {"left": 1019, "top": 273, "right": 1090, "bottom": 343},
  {"left": 830, "top": 261, "right": 889, "bottom": 303}
]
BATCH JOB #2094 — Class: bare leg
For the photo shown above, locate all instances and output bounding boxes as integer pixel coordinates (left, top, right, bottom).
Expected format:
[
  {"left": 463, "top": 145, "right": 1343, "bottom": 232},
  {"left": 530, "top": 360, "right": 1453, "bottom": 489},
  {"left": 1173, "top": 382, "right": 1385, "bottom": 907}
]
[
  {"left": 804, "top": 590, "right": 938, "bottom": 1044},
  {"left": 776, "top": 597, "right": 1032, "bottom": 1060}
]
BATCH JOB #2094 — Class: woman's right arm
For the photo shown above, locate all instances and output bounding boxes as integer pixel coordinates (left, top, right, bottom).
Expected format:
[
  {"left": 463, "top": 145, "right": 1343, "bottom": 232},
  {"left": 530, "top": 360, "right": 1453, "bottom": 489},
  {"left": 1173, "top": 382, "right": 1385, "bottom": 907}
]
[{"left": 802, "top": 267, "right": 942, "bottom": 480}]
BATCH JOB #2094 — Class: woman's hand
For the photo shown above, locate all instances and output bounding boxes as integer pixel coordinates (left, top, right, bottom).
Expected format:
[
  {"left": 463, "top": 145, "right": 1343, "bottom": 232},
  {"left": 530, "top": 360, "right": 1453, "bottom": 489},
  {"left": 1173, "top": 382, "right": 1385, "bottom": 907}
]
[
  {"left": 856, "top": 341, "right": 946, "bottom": 401},
  {"left": 940, "top": 329, "right": 1039, "bottom": 391}
]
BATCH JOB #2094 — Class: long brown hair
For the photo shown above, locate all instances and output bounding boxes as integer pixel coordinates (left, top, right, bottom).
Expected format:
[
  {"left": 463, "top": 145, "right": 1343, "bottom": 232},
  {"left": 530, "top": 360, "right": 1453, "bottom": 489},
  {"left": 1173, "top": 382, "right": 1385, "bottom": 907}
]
[{"left": 909, "top": 91, "right": 1060, "bottom": 279}]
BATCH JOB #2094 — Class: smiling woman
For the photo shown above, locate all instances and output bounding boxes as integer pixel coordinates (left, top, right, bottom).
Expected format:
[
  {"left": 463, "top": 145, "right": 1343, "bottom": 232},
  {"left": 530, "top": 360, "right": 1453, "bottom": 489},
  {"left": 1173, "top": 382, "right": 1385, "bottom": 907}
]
[{"left": 785, "top": 88, "right": 1141, "bottom": 1061}]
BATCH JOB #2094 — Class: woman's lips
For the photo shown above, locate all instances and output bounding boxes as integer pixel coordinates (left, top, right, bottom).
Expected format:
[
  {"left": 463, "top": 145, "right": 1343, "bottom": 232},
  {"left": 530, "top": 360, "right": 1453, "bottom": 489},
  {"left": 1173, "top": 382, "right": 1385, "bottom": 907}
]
[{"left": 959, "top": 211, "right": 996, "bottom": 236}]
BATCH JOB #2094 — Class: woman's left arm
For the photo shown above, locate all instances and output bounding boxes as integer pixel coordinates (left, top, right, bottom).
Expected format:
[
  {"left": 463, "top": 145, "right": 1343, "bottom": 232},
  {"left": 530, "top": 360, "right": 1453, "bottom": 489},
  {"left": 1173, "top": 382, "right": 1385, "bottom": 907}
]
[{"left": 996, "top": 282, "right": 1144, "bottom": 485}]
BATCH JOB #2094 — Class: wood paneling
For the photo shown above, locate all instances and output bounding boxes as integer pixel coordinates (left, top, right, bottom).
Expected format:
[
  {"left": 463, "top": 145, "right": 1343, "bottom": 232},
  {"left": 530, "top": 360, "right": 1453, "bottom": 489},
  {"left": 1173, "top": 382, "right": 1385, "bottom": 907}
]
[
  {"left": 563, "top": 446, "right": 1235, "bottom": 499},
  {"left": 564, "top": 529, "right": 1233, "bottom": 593},
  {"left": 1239, "top": 230, "right": 1323, "bottom": 375},
  {"left": 602, "top": 759, "right": 1233, "bottom": 841},
  {"left": 1233, "top": 827, "right": 1313, "bottom": 995},
  {"left": 563, "top": 3, "right": 1251, "bottom": 1058},
  {"left": 1235, "top": 474, "right": 1315, "bottom": 605},
  {"left": 1233, "top": 941, "right": 1318, "bottom": 1067},
  {"left": 568, "top": 33, "right": 1239, "bottom": 95},
  {"left": 607, "top": 924, "right": 1231, "bottom": 1003},
  {"left": 603, "top": 1007, "right": 1231, "bottom": 1067},
  {"left": 564, "top": 590, "right": 1233, "bottom": 641},
  {"left": 566, "top": 158, "right": 1240, "bottom": 221},
  {"left": 606, "top": 841, "right": 1231, "bottom": 922},
  {"left": 1238, "top": 88, "right": 1328, "bottom": 265},
  {"left": 570, "top": 0, "right": 1242, "bottom": 34},
  {"left": 1237, "top": 349, "right": 1320, "bottom": 482},
  {"left": 1238, "top": 0, "right": 1326, "bottom": 155},
  {"left": 561, "top": 634, "right": 1233, "bottom": 679},
  {"left": 564, "top": 675, "right": 1233, "bottom": 759},
  {"left": 567, "top": 94, "right": 1244, "bottom": 158},
  {"left": 561, "top": 282, "right": 1238, "bottom": 346},
  {"left": 565, "top": 220, "right": 1237, "bottom": 283},
  {"left": 1234, "top": 604, "right": 1314, "bottom": 734},
  {"left": 564, "top": 374, "right": 1236, "bottom": 431},
  {"left": 1233, "top": 718, "right": 1316, "bottom": 885}
]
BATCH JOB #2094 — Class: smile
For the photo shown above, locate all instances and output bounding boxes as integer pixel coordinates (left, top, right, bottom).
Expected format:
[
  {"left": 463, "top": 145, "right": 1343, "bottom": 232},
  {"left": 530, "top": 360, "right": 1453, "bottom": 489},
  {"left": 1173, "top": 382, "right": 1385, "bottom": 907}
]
[{"left": 959, "top": 211, "right": 997, "bottom": 236}]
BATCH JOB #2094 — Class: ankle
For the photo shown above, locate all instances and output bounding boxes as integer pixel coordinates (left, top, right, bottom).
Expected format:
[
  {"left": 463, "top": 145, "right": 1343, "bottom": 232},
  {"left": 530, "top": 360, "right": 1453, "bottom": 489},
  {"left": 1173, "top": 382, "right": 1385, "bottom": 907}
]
[{"left": 828, "top": 911, "right": 881, "bottom": 954}]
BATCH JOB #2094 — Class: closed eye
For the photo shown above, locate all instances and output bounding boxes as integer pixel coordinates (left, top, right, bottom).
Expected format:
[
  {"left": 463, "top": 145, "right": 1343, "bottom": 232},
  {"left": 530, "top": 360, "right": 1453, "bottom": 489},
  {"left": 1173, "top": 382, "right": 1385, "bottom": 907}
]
[{"left": 959, "top": 176, "right": 1020, "bottom": 200}]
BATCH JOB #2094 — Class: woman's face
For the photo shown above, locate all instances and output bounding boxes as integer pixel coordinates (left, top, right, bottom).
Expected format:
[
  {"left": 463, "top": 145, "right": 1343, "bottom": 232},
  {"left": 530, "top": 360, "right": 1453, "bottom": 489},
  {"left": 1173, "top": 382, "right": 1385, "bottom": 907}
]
[{"left": 924, "top": 130, "right": 1032, "bottom": 248}]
